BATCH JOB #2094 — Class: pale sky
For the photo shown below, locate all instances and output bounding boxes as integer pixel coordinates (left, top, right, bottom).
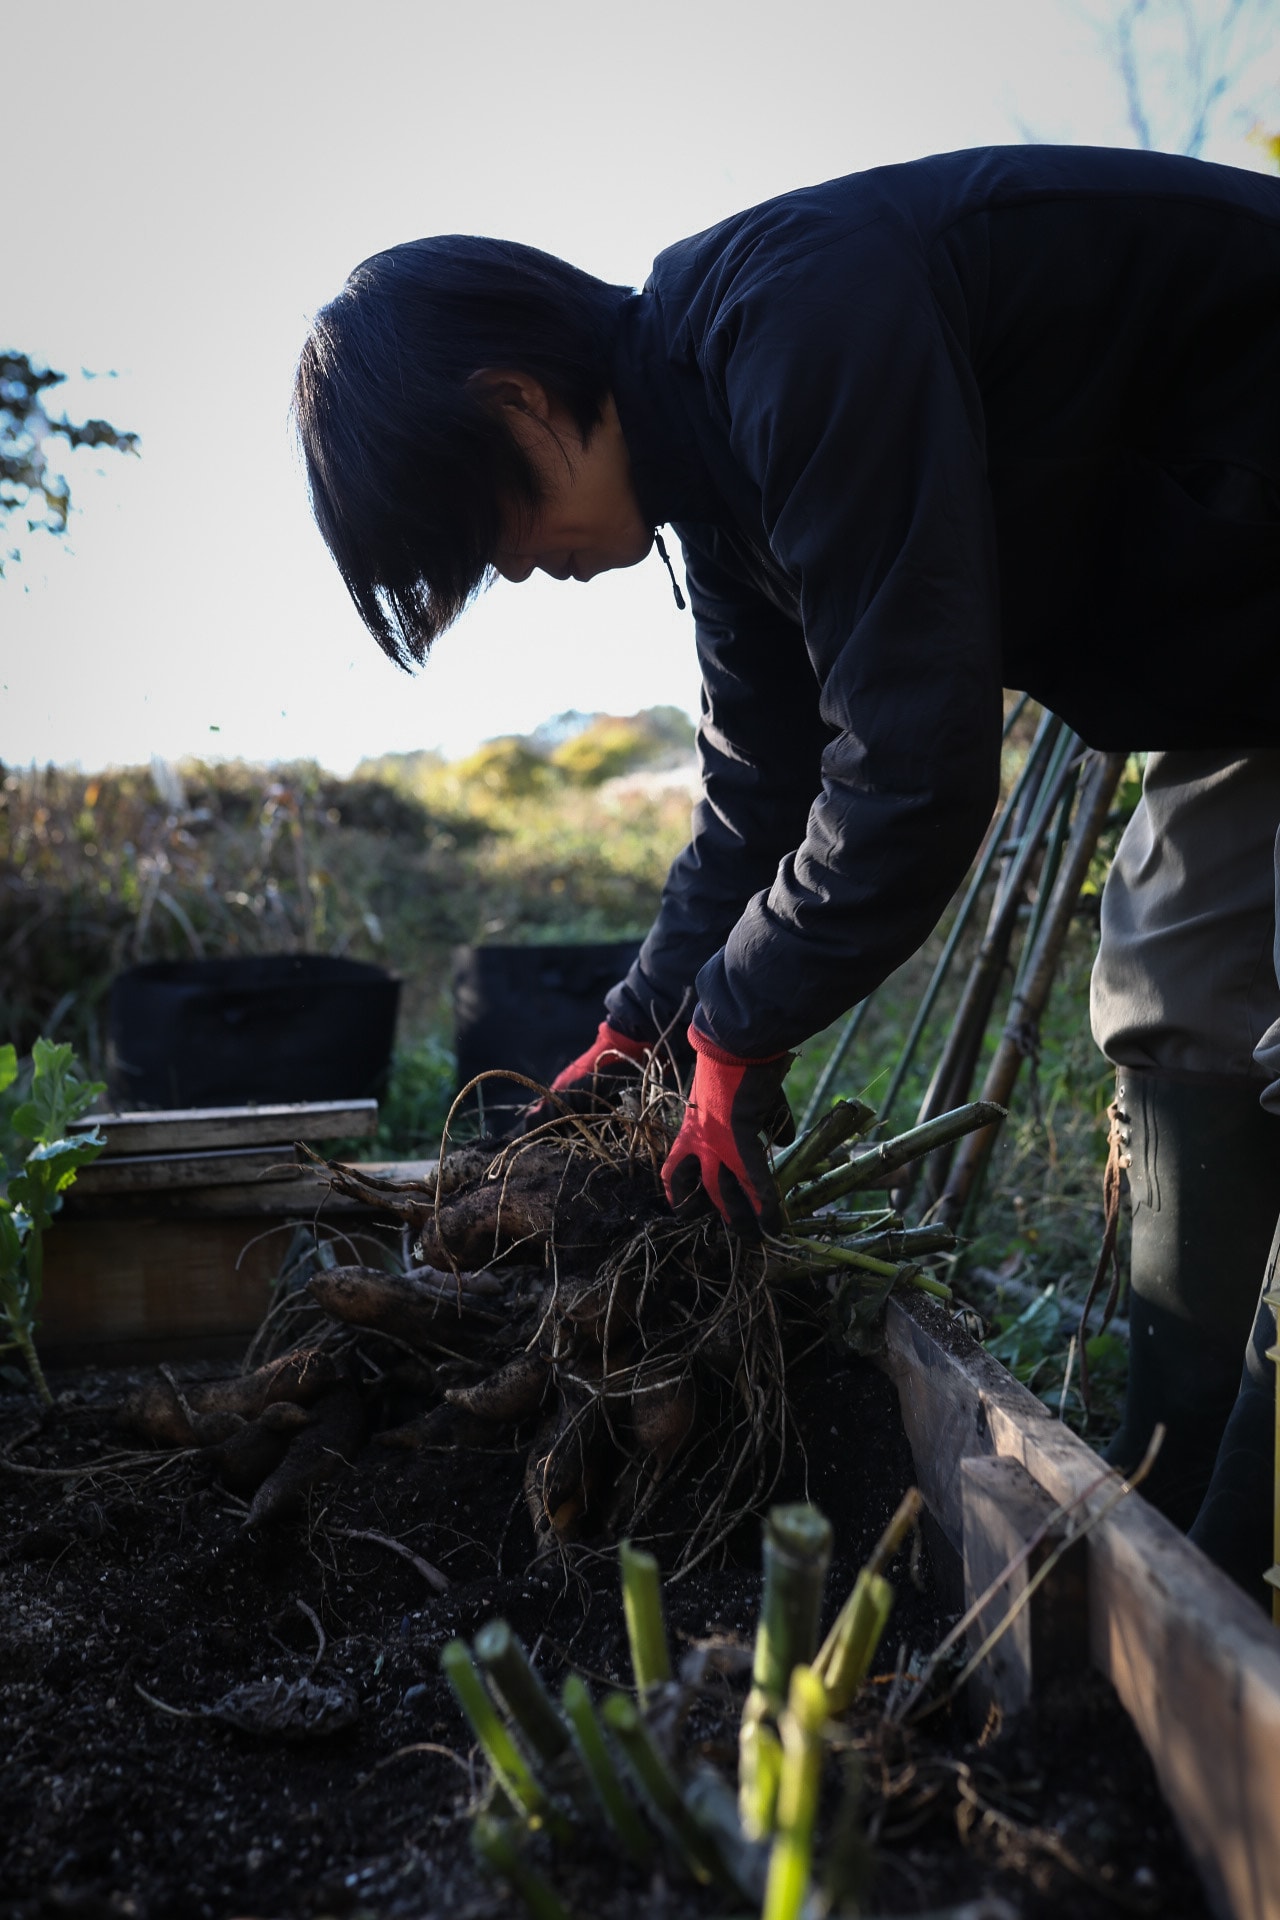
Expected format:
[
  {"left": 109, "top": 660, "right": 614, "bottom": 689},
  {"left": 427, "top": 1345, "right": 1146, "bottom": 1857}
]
[{"left": 4, "top": 0, "right": 1277, "bottom": 773}]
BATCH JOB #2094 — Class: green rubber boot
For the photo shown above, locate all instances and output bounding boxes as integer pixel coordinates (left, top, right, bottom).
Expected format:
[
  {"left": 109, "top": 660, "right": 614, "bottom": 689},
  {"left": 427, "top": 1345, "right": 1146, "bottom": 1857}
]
[
  {"left": 1188, "top": 1228, "right": 1279, "bottom": 1608},
  {"left": 1102, "top": 1066, "right": 1280, "bottom": 1531}
]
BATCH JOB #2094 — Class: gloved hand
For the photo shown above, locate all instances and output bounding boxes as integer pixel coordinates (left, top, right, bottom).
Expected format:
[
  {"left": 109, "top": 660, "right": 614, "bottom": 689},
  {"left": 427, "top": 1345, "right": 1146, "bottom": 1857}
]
[
  {"left": 661, "top": 1024, "right": 794, "bottom": 1238},
  {"left": 528, "top": 1021, "right": 653, "bottom": 1123}
]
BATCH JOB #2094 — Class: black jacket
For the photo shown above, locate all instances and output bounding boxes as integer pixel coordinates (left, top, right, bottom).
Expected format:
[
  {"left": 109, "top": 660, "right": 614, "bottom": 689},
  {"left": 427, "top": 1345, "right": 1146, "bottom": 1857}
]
[{"left": 603, "top": 146, "right": 1280, "bottom": 1059}]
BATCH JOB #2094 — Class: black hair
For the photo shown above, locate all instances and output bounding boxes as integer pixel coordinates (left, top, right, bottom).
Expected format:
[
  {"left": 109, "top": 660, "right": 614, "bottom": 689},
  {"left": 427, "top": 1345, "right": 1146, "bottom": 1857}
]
[{"left": 292, "top": 236, "right": 631, "bottom": 669}]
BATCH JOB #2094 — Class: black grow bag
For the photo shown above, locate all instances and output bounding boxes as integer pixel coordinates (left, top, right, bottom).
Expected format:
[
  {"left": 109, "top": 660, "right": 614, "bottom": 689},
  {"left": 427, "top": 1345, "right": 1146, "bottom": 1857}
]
[
  {"left": 109, "top": 955, "right": 401, "bottom": 1108},
  {"left": 452, "top": 941, "right": 642, "bottom": 1125}
]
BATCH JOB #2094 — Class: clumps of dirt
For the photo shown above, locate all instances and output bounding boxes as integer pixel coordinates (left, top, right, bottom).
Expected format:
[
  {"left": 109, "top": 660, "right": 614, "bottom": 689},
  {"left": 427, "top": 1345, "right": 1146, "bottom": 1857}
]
[{"left": 0, "top": 1346, "right": 1206, "bottom": 1920}]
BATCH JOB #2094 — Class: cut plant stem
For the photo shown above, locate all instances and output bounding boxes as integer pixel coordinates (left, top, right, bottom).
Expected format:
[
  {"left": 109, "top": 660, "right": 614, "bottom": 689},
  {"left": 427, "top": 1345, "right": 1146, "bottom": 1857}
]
[
  {"left": 762, "top": 1665, "right": 828, "bottom": 1920},
  {"left": 795, "top": 1225, "right": 955, "bottom": 1261},
  {"left": 785, "top": 1208, "right": 901, "bottom": 1234},
  {"left": 740, "top": 1505, "right": 832, "bottom": 1840},
  {"left": 791, "top": 1100, "right": 1006, "bottom": 1212},
  {"left": 753, "top": 1506, "right": 833, "bottom": 1701},
  {"left": 619, "top": 1539, "right": 671, "bottom": 1694},
  {"left": 782, "top": 1239, "right": 952, "bottom": 1300},
  {"left": 440, "top": 1640, "right": 560, "bottom": 1833},
  {"left": 474, "top": 1620, "right": 571, "bottom": 1766},
  {"left": 814, "top": 1488, "right": 920, "bottom": 1713},
  {"left": 471, "top": 1814, "right": 570, "bottom": 1920},
  {"left": 813, "top": 1571, "right": 893, "bottom": 1716},
  {"left": 774, "top": 1098, "right": 876, "bottom": 1191},
  {"left": 601, "top": 1692, "right": 728, "bottom": 1887},
  {"left": 560, "top": 1673, "right": 653, "bottom": 1865}
]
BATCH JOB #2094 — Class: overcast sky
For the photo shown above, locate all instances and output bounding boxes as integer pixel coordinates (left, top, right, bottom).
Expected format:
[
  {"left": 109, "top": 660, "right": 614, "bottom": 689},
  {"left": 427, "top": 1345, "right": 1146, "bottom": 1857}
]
[{"left": 4, "top": 0, "right": 1277, "bottom": 772}]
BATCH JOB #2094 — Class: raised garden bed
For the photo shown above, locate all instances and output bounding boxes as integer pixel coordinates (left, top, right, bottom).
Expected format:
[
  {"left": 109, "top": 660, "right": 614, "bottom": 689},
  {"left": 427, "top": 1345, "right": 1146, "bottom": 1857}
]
[
  {"left": 1, "top": 1320, "right": 1211, "bottom": 1919},
  {"left": 4, "top": 1099, "right": 1272, "bottom": 1919}
]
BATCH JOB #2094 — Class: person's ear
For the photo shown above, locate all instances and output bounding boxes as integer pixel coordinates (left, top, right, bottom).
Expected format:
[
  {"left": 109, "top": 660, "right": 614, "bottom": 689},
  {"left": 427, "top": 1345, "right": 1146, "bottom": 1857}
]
[{"left": 466, "top": 368, "right": 552, "bottom": 420}]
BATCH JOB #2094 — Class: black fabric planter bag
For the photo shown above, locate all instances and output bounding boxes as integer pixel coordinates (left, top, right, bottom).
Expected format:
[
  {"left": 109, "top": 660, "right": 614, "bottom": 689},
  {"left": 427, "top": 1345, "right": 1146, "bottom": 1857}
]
[
  {"left": 452, "top": 941, "right": 642, "bottom": 1127},
  {"left": 109, "top": 955, "right": 401, "bottom": 1108}
]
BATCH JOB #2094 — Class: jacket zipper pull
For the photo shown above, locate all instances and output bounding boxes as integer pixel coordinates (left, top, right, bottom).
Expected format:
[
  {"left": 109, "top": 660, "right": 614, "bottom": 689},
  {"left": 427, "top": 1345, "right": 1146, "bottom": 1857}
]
[{"left": 653, "top": 529, "right": 687, "bottom": 612}]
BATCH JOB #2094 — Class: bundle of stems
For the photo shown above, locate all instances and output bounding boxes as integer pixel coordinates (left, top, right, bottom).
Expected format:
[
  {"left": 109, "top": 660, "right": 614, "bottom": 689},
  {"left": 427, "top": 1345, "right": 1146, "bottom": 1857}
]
[
  {"left": 449, "top": 1495, "right": 917, "bottom": 1920},
  {"left": 771, "top": 1096, "right": 1008, "bottom": 1310}
]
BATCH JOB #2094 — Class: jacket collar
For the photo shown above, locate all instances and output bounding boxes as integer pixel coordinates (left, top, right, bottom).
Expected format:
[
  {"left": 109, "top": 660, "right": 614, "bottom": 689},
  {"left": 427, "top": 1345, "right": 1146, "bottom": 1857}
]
[{"left": 611, "top": 291, "right": 726, "bottom": 529}]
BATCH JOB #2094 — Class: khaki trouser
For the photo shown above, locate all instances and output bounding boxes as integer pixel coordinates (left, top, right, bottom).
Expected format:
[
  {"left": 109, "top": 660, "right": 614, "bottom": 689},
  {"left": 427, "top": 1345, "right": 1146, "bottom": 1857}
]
[{"left": 1090, "top": 751, "right": 1280, "bottom": 1110}]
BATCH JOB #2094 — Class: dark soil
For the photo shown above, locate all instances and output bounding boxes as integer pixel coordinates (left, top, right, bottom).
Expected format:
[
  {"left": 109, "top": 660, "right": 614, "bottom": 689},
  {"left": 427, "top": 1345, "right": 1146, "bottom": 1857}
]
[{"left": 0, "top": 1342, "right": 1207, "bottom": 1920}]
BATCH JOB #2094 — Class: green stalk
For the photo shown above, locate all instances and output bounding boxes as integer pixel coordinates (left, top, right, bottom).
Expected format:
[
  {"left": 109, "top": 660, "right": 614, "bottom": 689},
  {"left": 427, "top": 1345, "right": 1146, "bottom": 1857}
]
[
  {"left": 619, "top": 1539, "right": 671, "bottom": 1694},
  {"left": 792, "top": 1101, "right": 1006, "bottom": 1211},
  {"left": 826, "top": 1225, "right": 956, "bottom": 1261},
  {"left": 560, "top": 1674, "right": 653, "bottom": 1865},
  {"left": 812, "top": 1573, "right": 893, "bottom": 1715},
  {"left": 785, "top": 1208, "right": 901, "bottom": 1234},
  {"left": 752, "top": 1506, "right": 833, "bottom": 1701},
  {"left": 774, "top": 1098, "right": 876, "bottom": 1191},
  {"left": 474, "top": 1620, "right": 570, "bottom": 1765},
  {"left": 738, "top": 1707, "right": 784, "bottom": 1845},
  {"left": 761, "top": 1666, "right": 828, "bottom": 1920},
  {"left": 471, "top": 1814, "right": 571, "bottom": 1920},
  {"left": 601, "top": 1693, "right": 729, "bottom": 1887},
  {"left": 740, "top": 1505, "right": 832, "bottom": 1840},
  {"left": 774, "top": 1240, "right": 952, "bottom": 1301},
  {"left": 0, "top": 1285, "right": 53, "bottom": 1407},
  {"left": 903, "top": 1271, "right": 953, "bottom": 1301},
  {"left": 814, "top": 1488, "right": 920, "bottom": 1714},
  {"left": 440, "top": 1639, "right": 560, "bottom": 1832}
]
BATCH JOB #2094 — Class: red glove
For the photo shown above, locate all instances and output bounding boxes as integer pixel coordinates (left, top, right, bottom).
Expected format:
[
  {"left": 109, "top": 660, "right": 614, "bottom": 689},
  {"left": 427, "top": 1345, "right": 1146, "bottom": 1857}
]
[
  {"left": 537, "top": 1021, "right": 652, "bottom": 1115},
  {"left": 661, "top": 1025, "right": 794, "bottom": 1238}
]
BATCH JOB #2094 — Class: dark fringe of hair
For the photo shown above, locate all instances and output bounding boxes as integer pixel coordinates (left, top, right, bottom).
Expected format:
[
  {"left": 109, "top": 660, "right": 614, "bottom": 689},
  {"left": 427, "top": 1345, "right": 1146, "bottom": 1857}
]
[{"left": 292, "top": 237, "right": 631, "bottom": 669}]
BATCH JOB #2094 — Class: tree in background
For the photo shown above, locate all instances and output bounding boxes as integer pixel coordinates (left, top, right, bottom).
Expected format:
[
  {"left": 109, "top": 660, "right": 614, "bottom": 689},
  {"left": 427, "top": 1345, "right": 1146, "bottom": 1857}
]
[
  {"left": 1078, "top": 0, "right": 1279, "bottom": 157},
  {"left": 0, "top": 352, "right": 138, "bottom": 574}
]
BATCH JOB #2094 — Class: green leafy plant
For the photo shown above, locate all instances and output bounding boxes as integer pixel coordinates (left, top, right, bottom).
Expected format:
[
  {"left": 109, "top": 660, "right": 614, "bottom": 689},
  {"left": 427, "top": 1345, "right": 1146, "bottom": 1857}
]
[
  {"left": 442, "top": 1494, "right": 918, "bottom": 1920},
  {"left": 0, "top": 1037, "right": 106, "bottom": 1405}
]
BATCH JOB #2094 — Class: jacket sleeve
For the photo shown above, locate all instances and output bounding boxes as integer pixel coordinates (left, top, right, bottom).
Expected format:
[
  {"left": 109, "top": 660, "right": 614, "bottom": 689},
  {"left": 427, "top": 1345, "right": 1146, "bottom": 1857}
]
[
  {"left": 685, "top": 215, "right": 1005, "bottom": 1057},
  {"left": 604, "top": 535, "right": 833, "bottom": 1046}
]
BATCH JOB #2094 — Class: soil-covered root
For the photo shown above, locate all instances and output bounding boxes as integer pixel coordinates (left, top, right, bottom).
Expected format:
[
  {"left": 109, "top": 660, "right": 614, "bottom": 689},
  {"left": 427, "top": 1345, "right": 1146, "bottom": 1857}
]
[
  {"left": 627, "top": 1358, "right": 698, "bottom": 1475},
  {"left": 307, "top": 1264, "right": 510, "bottom": 1356},
  {"left": 201, "top": 1401, "right": 314, "bottom": 1495},
  {"left": 317, "top": 1135, "right": 660, "bottom": 1273},
  {"left": 244, "top": 1382, "right": 365, "bottom": 1527},
  {"left": 444, "top": 1349, "right": 551, "bottom": 1423},
  {"left": 117, "top": 1347, "right": 345, "bottom": 1448}
]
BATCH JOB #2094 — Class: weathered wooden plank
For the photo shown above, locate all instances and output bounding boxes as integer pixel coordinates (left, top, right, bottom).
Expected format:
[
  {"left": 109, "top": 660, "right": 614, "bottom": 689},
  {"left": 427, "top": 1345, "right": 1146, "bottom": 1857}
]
[
  {"left": 73, "top": 1145, "right": 304, "bottom": 1195},
  {"left": 63, "top": 1159, "right": 437, "bottom": 1219},
  {"left": 961, "top": 1453, "right": 1088, "bottom": 1722},
  {"left": 40, "top": 1216, "right": 294, "bottom": 1354},
  {"left": 883, "top": 1292, "right": 1280, "bottom": 1920},
  {"left": 69, "top": 1099, "right": 378, "bottom": 1156}
]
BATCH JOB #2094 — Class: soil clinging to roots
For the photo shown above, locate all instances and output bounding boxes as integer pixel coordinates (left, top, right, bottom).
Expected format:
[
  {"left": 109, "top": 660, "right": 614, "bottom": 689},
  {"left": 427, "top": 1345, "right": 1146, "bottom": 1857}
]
[{"left": 119, "top": 1092, "right": 814, "bottom": 1570}]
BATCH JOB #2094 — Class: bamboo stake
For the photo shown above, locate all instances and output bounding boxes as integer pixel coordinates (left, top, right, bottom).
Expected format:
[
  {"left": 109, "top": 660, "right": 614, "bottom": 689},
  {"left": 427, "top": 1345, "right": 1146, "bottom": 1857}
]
[
  {"left": 939, "top": 751, "right": 1128, "bottom": 1230},
  {"left": 797, "top": 695, "right": 1037, "bottom": 1134},
  {"left": 900, "top": 724, "right": 1079, "bottom": 1207},
  {"left": 877, "top": 715, "right": 1073, "bottom": 1130}
]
